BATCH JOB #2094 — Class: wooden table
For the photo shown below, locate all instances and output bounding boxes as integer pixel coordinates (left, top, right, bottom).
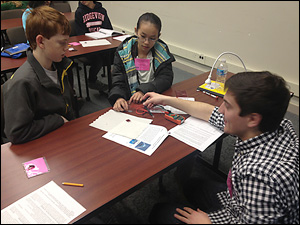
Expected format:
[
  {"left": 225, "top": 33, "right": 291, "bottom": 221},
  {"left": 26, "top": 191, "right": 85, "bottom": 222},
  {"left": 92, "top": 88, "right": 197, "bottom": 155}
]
[
  {"left": 1, "top": 12, "right": 75, "bottom": 31},
  {"left": 1, "top": 32, "right": 121, "bottom": 73},
  {"left": 1, "top": 71, "right": 227, "bottom": 223}
]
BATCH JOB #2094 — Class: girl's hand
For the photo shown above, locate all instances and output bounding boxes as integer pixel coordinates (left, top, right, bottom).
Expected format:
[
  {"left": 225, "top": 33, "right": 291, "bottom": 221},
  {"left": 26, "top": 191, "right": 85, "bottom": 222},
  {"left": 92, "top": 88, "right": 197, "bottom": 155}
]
[
  {"left": 113, "top": 98, "right": 129, "bottom": 112},
  {"left": 129, "top": 91, "right": 144, "bottom": 104}
]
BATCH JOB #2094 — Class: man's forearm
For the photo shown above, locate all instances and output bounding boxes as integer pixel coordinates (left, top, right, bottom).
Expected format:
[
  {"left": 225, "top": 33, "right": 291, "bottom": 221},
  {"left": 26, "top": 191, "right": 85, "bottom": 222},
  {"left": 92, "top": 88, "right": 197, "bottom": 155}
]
[{"left": 163, "top": 97, "right": 215, "bottom": 122}]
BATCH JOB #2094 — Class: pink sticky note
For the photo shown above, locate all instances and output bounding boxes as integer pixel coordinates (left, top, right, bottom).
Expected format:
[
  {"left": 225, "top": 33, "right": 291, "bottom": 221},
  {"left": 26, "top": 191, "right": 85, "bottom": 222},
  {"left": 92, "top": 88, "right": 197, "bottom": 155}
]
[
  {"left": 135, "top": 58, "right": 150, "bottom": 71},
  {"left": 69, "top": 42, "right": 81, "bottom": 46},
  {"left": 23, "top": 157, "right": 50, "bottom": 178}
]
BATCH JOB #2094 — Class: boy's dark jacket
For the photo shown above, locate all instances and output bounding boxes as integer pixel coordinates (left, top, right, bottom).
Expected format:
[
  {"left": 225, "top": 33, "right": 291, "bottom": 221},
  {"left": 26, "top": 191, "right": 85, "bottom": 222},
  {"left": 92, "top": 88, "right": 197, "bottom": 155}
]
[
  {"left": 75, "top": 1, "right": 113, "bottom": 35},
  {"left": 3, "top": 49, "right": 75, "bottom": 144}
]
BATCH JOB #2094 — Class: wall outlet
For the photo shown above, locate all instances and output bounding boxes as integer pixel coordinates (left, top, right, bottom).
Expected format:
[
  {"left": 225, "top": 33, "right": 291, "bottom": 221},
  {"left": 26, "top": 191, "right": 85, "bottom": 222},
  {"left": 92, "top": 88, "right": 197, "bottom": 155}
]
[
  {"left": 198, "top": 54, "right": 206, "bottom": 63},
  {"left": 191, "top": 53, "right": 206, "bottom": 64}
]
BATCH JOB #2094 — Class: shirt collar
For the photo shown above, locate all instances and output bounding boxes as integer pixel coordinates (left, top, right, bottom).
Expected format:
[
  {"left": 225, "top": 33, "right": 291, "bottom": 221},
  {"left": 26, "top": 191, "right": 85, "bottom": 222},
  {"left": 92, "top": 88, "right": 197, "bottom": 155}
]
[{"left": 234, "top": 128, "right": 278, "bottom": 154}]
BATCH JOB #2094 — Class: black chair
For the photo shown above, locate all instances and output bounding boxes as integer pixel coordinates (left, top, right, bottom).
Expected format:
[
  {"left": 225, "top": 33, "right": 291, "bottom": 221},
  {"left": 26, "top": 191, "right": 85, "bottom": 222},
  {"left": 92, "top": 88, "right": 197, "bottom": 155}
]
[
  {"left": 1, "top": 8, "right": 25, "bottom": 46},
  {"left": 1, "top": 8, "right": 24, "bottom": 20},
  {"left": 1, "top": 26, "right": 27, "bottom": 82},
  {"left": 6, "top": 26, "right": 27, "bottom": 45},
  {"left": 51, "top": 2, "right": 71, "bottom": 13}
]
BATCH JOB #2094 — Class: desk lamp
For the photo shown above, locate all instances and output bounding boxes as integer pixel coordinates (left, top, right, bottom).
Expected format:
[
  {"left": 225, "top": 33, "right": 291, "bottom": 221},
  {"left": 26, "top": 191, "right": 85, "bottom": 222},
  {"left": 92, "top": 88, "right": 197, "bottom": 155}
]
[{"left": 205, "top": 51, "right": 247, "bottom": 88}]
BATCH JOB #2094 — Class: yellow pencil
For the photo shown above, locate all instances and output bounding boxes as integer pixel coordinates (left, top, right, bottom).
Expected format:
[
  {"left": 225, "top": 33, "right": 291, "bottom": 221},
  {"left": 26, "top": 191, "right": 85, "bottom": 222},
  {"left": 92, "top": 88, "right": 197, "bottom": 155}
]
[{"left": 62, "top": 182, "right": 84, "bottom": 187}]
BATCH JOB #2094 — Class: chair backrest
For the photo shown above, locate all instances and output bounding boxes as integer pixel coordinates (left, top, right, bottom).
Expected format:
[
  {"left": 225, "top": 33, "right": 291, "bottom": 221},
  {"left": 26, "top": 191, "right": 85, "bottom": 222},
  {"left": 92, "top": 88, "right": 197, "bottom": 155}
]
[
  {"left": 51, "top": 2, "right": 71, "bottom": 13},
  {"left": 1, "top": 8, "right": 24, "bottom": 20},
  {"left": 69, "top": 19, "right": 77, "bottom": 37},
  {"left": 6, "top": 26, "right": 27, "bottom": 45}
]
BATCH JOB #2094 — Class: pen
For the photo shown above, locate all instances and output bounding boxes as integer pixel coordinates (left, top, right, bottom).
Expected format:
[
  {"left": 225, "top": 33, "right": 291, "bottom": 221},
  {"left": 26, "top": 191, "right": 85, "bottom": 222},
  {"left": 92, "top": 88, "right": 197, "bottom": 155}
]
[
  {"left": 203, "top": 91, "right": 218, "bottom": 99},
  {"left": 62, "top": 182, "right": 84, "bottom": 187}
]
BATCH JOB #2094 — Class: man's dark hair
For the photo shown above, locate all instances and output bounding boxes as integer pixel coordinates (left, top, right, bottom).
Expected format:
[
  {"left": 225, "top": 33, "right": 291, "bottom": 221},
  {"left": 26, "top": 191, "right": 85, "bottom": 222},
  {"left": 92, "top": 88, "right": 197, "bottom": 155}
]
[
  {"left": 225, "top": 71, "right": 291, "bottom": 132},
  {"left": 137, "top": 12, "right": 162, "bottom": 34}
]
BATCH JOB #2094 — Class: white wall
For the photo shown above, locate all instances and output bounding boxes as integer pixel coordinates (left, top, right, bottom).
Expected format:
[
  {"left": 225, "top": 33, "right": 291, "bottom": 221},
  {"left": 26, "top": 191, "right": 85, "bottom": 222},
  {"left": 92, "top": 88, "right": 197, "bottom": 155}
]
[{"left": 69, "top": 1, "right": 299, "bottom": 113}]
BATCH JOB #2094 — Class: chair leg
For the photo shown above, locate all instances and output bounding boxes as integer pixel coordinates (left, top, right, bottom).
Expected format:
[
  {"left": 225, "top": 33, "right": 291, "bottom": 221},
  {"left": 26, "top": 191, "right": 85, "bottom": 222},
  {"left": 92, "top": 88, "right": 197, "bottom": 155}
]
[
  {"left": 73, "top": 93, "right": 79, "bottom": 118},
  {"left": 107, "top": 65, "right": 112, "bottom": 91},
  {"left": 101, "top": 66, "right": 106, "bottom": 77},
  {"left": 158, "top": 175, "right": 166, "bottom": 193},
  {"left": 1, "top": 73, "right": 8, "bottom": 84},
  {"left": 83, "top": 63, "right": 90, "bottom": 101},
  {"left": 75, "top": 62, "right": 82, "bottom": 98}
]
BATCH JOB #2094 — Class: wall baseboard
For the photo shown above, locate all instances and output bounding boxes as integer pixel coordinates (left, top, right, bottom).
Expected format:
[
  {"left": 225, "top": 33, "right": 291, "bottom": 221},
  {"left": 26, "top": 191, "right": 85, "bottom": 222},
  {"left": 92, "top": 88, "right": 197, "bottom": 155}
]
[{"left": 288, "top": 97, "right": 299, "bottom": 115}]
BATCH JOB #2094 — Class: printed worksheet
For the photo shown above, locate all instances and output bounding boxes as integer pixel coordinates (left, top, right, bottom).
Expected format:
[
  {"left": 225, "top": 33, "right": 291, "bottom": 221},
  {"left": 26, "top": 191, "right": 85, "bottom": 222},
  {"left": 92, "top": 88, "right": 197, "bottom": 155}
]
[
  {"left": 1, "top": 181, "right": 86, "bottom": 224},
  {"left": 103, "top": 124, "right": 169, "bottom": 156},
  {"left": 169, "top": 116, "right": 223, "bottom": 151}
]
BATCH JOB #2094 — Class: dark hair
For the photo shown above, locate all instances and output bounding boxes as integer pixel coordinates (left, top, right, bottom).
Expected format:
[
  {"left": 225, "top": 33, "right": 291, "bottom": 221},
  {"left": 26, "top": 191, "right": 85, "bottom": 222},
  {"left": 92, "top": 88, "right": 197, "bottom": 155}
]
[
  {"left": 225, "top": 71, "right": 291, "bottom": 132},
  {"left": 137, "top": 12, "right": 162, "bottom": 34},
  {"left": 28, "top": 1, "right": 48, "bottom": 8}
]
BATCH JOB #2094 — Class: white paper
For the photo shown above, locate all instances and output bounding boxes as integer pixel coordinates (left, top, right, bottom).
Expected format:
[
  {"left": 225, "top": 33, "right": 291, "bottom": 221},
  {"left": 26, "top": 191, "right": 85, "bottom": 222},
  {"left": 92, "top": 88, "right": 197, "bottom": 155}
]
[
  {"left": 113, "top": 34, "right": 131, "bottom": 42},
  {"left": 103, "top": 124, "right": 169, "bottom": 156},
  {"left": 89, "top": 109, "right": 152, "bottom": 132},
  {"left": 1, "top": 181, "right": 86, "bottom": 224},
  {"left": 169, "top": 116, "right": 223, "bottom": 151},
  {"left": 109, "top": 119, "right": 149, "bottom": 139},
  {"left": 79, "top": 39, "right": 111, "bottom": 47},
  {"left": 85, "top": 28, "right": 123, "bottom": 39}
]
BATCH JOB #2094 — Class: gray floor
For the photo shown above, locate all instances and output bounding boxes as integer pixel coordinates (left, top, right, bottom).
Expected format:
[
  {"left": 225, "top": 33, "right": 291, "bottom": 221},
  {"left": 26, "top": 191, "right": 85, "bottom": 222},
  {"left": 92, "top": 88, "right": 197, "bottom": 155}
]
[{"left": 73, "top": 61, "right": 299, "bottom": 224}]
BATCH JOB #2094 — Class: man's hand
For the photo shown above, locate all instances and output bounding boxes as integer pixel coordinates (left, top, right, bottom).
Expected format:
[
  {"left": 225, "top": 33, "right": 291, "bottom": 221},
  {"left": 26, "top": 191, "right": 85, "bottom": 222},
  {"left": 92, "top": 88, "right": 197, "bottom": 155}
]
[
  {"left": 174, "top": 207, "right": 212, "bottom": 224},
  {"left": 142, "top": 92, "right": 170, "bottom": 109}
]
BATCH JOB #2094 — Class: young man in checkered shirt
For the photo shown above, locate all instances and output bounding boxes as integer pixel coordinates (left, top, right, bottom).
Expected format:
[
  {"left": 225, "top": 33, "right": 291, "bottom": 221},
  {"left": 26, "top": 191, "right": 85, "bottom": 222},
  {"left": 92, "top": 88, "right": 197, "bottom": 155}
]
[{"left": 143, "top": 71, "right": 299, "bottom": 224}]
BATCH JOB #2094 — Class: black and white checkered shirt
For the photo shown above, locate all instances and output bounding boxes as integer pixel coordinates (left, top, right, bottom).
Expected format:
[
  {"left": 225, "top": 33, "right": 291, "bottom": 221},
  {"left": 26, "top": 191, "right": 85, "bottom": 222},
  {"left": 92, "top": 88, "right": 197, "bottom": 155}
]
[{"left": 208, "top": 107, "right": 299, "bottom": 224}]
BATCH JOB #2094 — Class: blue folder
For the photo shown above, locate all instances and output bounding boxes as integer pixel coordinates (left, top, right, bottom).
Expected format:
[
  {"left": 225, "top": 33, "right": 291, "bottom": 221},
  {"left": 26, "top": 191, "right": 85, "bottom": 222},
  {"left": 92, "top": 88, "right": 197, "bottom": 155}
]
[{"left": 3, "top": 43, "right": 30, "bottom": 56}]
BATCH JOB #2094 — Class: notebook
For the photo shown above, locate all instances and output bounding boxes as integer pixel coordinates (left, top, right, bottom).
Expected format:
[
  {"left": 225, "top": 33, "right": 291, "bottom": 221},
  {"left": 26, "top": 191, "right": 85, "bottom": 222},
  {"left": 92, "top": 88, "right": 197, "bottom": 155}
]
[{"left": 4, "top": 43, "right": 30, "bottom": 56}]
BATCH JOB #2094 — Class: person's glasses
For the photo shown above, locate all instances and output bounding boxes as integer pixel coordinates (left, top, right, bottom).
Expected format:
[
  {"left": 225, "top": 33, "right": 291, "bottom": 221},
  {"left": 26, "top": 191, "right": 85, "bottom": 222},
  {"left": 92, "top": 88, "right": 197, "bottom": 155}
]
[{"left": 138, "top": 35, "right": 158, "bottom": 43}]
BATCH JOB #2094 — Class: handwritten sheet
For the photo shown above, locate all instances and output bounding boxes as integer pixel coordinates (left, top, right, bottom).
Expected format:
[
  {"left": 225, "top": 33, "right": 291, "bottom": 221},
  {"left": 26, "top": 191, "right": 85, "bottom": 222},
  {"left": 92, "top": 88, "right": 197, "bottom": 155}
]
[
  {"left": 89, "top": 109, "right": 152, "bottom": 132},
  {"left": 169, "top": 116, "right": 223, "bottom": 151},
  {"left": 109, "top": 119, "right": 149, "bottom": 139},
  {"left": 1, "top": 181, "right": 86, "bottom": 224}
]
